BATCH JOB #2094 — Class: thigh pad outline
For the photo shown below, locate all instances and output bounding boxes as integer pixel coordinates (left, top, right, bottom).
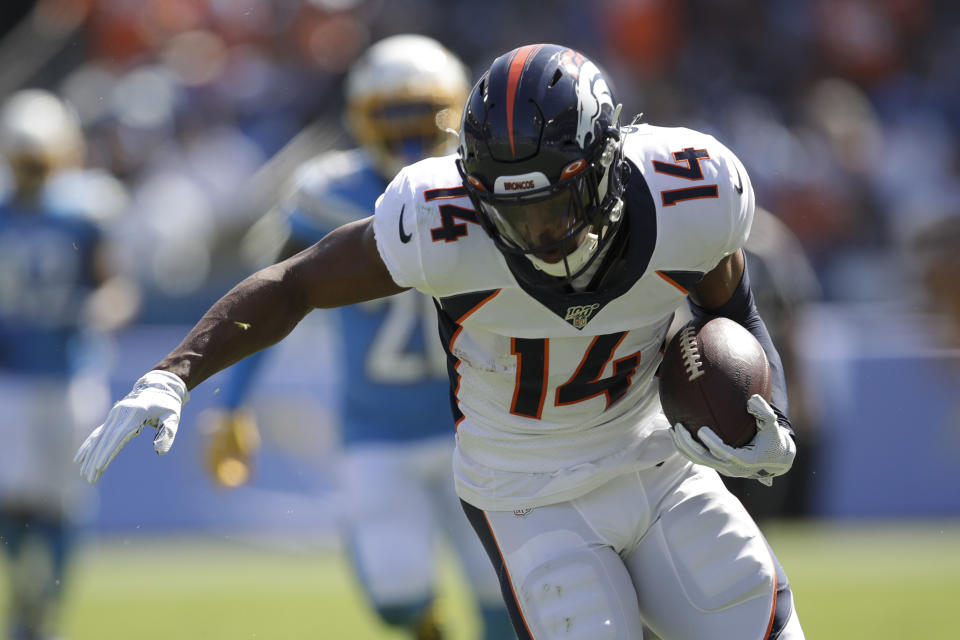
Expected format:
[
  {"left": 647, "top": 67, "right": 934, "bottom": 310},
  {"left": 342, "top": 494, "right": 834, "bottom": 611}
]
[{"left": 514, "top": 547, "right": 642, "bottom": 640}]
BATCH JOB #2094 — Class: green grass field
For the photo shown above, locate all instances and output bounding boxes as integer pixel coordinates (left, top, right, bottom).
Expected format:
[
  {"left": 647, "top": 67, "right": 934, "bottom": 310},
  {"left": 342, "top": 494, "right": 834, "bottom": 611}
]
[{"left": 3, "top": 520, "right": 959, "bottom": 638}]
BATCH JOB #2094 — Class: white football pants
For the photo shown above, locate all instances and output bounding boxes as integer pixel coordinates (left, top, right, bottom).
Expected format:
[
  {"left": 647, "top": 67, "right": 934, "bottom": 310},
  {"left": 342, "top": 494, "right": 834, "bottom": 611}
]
[{"left": 462, "top": 452, "right": 804, "bottom": 640}]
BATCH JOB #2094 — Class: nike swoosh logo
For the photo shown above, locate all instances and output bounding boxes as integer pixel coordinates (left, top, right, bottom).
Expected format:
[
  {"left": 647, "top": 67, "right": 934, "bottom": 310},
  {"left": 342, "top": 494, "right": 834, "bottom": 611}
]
[
  {"left": 733, "top": 166, "right": 744, "bottom": 195},
  {"left": 398, "top": 204, "right": 412, "bottom": 243}
]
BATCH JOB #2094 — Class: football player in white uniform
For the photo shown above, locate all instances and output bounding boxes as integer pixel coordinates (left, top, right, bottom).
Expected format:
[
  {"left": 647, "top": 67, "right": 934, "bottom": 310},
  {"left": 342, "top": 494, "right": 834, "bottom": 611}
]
[{"left": 76, "top": 44, "right": 804, "bottom": 639}]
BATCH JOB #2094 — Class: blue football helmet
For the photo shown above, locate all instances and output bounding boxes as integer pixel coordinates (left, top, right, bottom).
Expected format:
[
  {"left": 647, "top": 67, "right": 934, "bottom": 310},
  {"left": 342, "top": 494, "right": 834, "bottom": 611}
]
[{"left": 457, "top": 44, "right": 627, "bottom": 288}]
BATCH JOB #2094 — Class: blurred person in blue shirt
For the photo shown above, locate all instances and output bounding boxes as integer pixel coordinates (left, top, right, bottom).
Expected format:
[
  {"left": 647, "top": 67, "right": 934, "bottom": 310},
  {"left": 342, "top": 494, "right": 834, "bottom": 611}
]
[
  {"left": 204, "top": 35, "right": 514, "bottom": 640},
  {"left": 0, "top": 88, "right": 135, "bottom": 640}
]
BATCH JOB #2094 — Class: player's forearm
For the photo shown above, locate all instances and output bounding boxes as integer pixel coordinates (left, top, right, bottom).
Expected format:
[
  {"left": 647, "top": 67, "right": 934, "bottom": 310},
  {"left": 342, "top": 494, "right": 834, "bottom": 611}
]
[
  {"left": 210, "top": 236, "right": 316, "bottom": 406},
  {"left": 153, "top": 218, "right": 404, "bottom": 390},
  {"left": 154, "top": 263, "right": 312, "bottom": 391}
]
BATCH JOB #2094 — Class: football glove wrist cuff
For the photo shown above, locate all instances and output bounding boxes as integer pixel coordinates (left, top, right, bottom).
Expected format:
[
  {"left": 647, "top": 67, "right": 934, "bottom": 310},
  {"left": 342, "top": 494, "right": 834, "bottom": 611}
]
[
  {"left": 770, "top": 402, "right": 794, "bottom": 440},
  {"left": 142, "top": 370, "right": 190, "bottom": 405}
]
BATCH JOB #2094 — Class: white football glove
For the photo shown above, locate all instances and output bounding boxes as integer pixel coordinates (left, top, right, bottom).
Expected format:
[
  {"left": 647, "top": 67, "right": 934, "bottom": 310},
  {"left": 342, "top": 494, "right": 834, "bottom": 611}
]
[
  {"left": 74, "top": 370, "right": 189, "bottom": 484},
  {"left": 670, "top": 394, "right": 796, "bottom": 486}
]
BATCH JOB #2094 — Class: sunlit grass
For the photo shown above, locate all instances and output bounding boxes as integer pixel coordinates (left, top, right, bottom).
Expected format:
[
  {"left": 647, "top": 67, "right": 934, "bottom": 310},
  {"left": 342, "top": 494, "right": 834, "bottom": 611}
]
[
  {"left": 2, "top": 521, "right": 958, "bottom": 639},
  {"left": 764, "top": 521, "right": 960, "bottom": 638}
]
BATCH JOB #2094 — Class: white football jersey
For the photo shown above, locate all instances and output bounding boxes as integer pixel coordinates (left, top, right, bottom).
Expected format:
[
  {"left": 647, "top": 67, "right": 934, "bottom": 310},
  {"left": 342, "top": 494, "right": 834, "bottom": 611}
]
[{"left": 373, "top": 124, "right": 755, "bottom": 510}]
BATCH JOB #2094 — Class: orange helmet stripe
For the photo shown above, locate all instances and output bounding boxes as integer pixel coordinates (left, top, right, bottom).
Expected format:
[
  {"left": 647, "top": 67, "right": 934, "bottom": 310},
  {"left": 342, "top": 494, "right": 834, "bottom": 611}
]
[{"left": 505, "top": 44, "right": 542, "bottom": 157}]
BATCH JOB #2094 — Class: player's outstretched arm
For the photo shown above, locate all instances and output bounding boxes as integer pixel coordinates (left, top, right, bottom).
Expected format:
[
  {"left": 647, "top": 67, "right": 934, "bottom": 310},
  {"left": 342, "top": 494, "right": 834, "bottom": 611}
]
[
  {"left": 157, "top": 217, "right": 404, "bottom": 389},
  {"left": 76, "top": 217, "right": 405, "bottom": 484}
]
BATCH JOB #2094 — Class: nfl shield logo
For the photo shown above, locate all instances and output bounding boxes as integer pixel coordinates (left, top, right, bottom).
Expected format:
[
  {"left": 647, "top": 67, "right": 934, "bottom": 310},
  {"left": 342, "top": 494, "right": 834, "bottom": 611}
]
[{"left": 564, "top": 303, "right": 600, "bottom": 329}]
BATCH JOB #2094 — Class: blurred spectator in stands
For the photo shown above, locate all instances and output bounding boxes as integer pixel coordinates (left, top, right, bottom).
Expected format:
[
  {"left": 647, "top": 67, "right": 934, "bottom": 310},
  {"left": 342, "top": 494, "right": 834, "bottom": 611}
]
[{"left": 52, "top": 0, "right": 379, "bottom": 323}]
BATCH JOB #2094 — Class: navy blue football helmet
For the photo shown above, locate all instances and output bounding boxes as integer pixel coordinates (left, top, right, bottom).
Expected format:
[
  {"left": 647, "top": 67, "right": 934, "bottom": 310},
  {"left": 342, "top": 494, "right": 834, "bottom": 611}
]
[{"left": 457, "top": 44, "right": 627, "bottom": 287}]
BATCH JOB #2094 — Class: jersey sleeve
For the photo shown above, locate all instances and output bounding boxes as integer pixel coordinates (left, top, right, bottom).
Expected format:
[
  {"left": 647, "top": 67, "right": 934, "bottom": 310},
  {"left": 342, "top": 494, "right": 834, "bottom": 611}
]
[
  {"left": 630, "top": 126, "right": 758, "bottom": 276},
  {"left": 713, "top": 139, "right": 756, "bottom": 259},
  {"left": 675, "top": 133, "right": 757, "bottom": 273},
  {"left": 371, "top": 167, "right": 436, "bottom": 295}
]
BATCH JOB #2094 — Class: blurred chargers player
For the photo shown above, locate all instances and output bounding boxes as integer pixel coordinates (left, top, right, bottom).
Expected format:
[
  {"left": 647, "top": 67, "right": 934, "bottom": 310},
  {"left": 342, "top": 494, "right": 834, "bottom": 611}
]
[
  {"left": 76, "top": 44, "right": 805, "bottom": 639},
  {"left": 204, "top": 35, "right": 514, "bottom": 640},
  {"left": 0, "top": 90, "right": 133, "bottom": 640}
]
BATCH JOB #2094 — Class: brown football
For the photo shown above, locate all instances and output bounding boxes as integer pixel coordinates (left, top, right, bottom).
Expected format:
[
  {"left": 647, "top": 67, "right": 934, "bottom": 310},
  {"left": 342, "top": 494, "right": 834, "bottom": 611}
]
[{"left": 658, "top": 316, "right": 772, "bottom": 447}]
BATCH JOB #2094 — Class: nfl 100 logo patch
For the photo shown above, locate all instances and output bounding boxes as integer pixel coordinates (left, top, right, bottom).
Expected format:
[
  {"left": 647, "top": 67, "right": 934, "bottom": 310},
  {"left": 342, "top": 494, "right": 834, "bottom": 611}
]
[{"left": 564, "top": 303, "right": 600, "bottom": 329}]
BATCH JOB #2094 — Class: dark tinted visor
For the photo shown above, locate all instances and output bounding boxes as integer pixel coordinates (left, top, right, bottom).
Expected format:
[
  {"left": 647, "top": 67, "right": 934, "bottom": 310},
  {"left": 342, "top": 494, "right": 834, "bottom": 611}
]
[{"left": 474, "top": 177, "right": 591, "bottom": 253}]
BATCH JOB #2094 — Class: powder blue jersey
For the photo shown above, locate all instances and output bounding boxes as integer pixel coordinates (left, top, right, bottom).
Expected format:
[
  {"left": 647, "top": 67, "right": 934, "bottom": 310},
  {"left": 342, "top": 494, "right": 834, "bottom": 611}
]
[
  {"left": 228, "top": 149, "right": 450, "bottom": 445},
  {"left": 0, "top": 190, "right": 102, "bottom": 377}
]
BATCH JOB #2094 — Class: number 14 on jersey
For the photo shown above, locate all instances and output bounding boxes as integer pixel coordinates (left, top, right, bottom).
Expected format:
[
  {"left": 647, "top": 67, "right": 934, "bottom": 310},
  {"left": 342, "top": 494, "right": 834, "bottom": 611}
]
[{"left": 510, "top": 332, "right": 641, "bottom": 419}]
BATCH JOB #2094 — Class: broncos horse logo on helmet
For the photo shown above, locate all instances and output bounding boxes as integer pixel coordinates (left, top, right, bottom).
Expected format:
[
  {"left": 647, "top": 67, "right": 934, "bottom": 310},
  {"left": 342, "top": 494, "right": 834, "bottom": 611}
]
[{"left": 457, "top": 44, "right": 628, "bottom": 290}]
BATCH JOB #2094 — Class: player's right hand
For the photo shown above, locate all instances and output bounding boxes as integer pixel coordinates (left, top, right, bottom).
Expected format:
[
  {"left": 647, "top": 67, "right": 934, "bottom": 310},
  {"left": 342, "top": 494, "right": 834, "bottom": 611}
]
[
  {"left": 670, "top": 395, "right": 796, "bottom": 487},
  {"left": 74, "top": 370, "right": 189, "bottom": 484}
]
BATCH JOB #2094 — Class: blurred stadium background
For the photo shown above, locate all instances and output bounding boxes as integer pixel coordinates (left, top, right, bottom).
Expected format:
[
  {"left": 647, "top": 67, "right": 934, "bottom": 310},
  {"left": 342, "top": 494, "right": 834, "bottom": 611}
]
[{"left": 1, "top": 0, "right": 959, "bottom": 638}]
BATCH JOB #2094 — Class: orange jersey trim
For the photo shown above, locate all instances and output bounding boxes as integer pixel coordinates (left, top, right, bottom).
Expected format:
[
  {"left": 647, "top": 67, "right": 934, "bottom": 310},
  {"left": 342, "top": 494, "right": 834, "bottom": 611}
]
[
  {"left": 448, "top": 289, "right": 502, "bottom": 429},
  {"left": 763, "top": 547, "right": 779, "bottom": 639},
  {"left": 655, "top": 270, "right": 690, "bottom": 294},
  {"left": 483, "top": 511, "right": 534, "bottom": 638},
  {"left": 455, "top": 289, "right": 501, "bottom": 324}
]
